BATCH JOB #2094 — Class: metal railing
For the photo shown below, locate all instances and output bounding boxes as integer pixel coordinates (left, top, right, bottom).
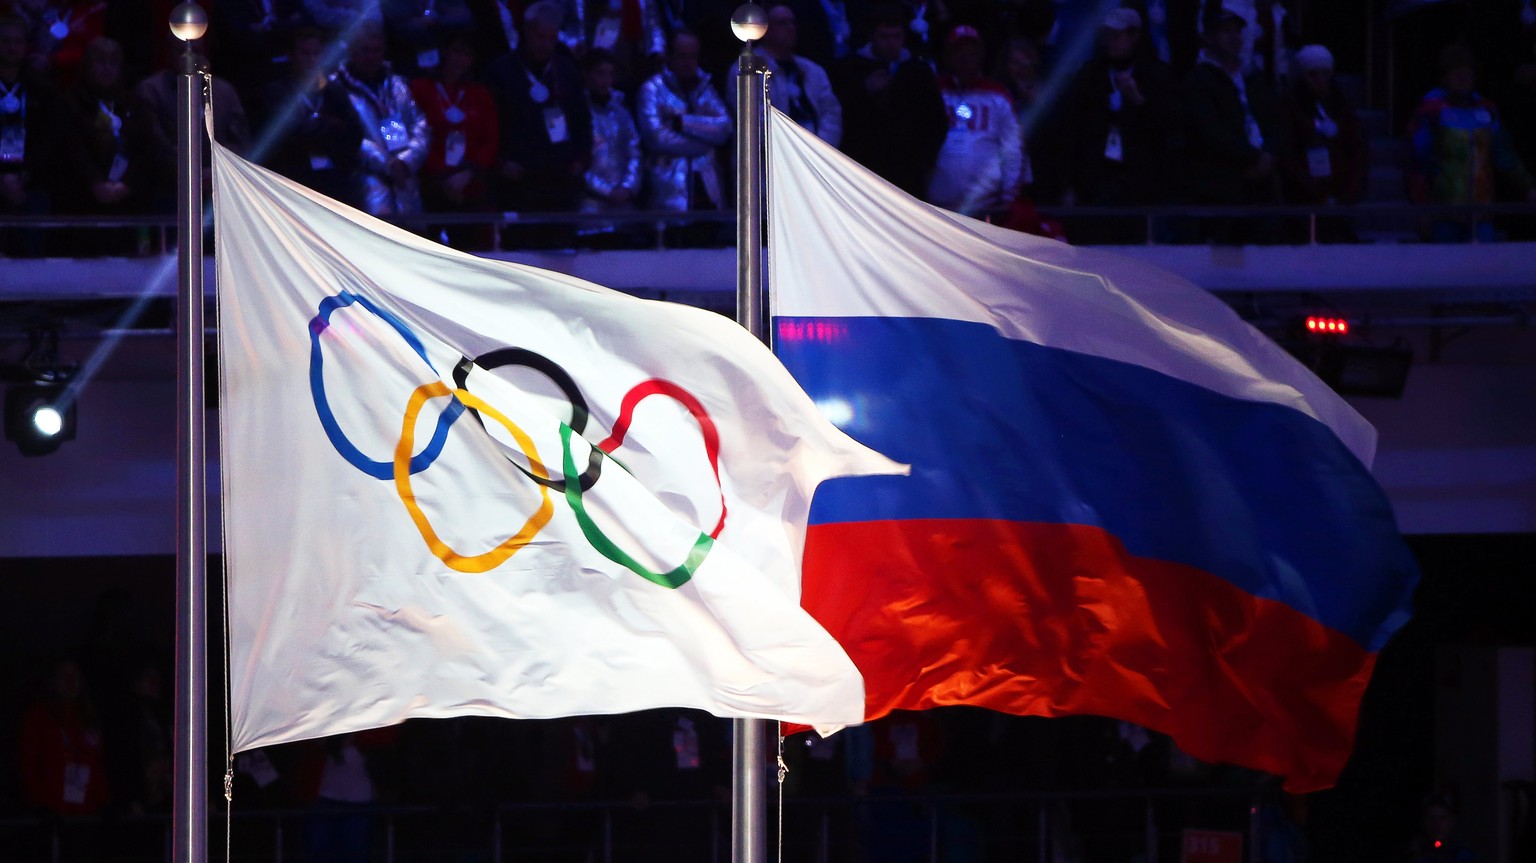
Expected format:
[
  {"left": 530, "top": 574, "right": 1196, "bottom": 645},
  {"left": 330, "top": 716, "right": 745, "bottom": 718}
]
[
  {"left": 0, "top": 785, "right": 1267, "bottom": 863},
  {"left": 3, "top": 202, "right": 1536, "bottom": 256}
]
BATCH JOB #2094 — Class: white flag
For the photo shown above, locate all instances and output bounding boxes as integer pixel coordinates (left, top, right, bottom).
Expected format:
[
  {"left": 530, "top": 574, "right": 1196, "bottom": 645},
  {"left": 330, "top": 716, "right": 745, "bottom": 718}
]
[{"left": 212, "top": 142, "right": 900, "bottom": 752}]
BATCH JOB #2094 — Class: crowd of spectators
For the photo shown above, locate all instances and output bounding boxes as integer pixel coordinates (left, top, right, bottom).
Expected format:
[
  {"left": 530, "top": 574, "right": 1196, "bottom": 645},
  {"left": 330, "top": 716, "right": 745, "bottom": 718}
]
[
  {"left": 2, "top": 0, "right": 1536, "bottom": 252},
  {"left": 5, "top": 619, "right": 1265, "bottom": 862}
]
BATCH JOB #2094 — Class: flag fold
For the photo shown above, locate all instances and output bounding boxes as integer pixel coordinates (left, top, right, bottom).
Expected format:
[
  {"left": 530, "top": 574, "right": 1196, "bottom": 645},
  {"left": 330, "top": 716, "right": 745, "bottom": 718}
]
[
  {"left": 213, "top": 141, "right": 900, "bottom": 753},
  {"left": 767, "top": 108, "right": 1417, "bottom": 792}
]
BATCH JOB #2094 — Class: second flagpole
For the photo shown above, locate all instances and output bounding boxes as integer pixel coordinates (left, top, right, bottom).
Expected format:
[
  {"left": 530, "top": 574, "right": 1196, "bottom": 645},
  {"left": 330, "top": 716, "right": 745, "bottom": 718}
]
[
  {"left": 169, "top": 2, "right": 209, "bottom": 862},
  {"left": 731, "top": 5, "right": 771, "bottom": 863}
]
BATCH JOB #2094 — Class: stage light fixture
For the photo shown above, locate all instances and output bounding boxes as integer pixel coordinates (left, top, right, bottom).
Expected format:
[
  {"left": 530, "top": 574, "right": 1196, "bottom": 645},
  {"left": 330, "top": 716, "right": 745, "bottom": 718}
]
[{"left": 5, "top": 384, "right": 77, "bottom": 456}]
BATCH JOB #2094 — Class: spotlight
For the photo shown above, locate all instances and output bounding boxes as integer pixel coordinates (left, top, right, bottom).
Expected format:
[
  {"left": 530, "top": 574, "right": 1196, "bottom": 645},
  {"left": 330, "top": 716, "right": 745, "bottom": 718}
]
[{"left": 5, "top": 384, "right": 77, "bottom": 456}]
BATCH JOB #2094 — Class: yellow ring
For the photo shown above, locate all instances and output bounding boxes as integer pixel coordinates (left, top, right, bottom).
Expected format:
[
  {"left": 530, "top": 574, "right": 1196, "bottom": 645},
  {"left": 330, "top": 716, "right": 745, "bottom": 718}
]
[{"left": 394, "top": 382, "right": 554, "bottom": 572}]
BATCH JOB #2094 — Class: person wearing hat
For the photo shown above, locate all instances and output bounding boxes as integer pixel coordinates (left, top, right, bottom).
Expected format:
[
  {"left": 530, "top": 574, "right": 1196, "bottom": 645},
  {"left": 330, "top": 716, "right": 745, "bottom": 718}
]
[
  {"left": 1407, "top": 43, "right": 1536, "bottom": 241},
  {"left": 926, "top": 23, "right": 1023, "bottom": 219},
  {"left": 1278, "top": 43, "right": 1365, "bottom": 239},
  {"left": 1180, "top": 1, "right": 1288, "bottom": 242},
  {"left": 1057, "top": 6, "right": 1180, "bottom": 240}
]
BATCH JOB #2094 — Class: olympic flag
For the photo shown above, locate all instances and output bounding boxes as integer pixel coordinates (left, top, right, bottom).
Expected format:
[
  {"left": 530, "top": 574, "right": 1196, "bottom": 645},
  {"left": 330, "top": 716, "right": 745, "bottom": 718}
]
[
  {"left": 212, "top": 141, "right": 901, "bottom": 753},
  {"left": 767, "top": 110, "right": 1418, "bottom": 792}
]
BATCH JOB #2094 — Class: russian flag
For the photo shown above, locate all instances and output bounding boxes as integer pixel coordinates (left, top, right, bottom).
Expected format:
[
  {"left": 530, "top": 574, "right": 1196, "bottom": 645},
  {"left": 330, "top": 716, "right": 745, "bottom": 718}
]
[{"left": 767, "top": 110, "right": 1418, "bottom": 792}]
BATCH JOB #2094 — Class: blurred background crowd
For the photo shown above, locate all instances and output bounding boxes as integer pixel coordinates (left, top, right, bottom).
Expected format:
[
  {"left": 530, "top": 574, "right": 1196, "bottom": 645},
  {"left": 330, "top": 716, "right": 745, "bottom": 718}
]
[{"left": 2, "top": 0, "right": 1536, "bottom": 252}]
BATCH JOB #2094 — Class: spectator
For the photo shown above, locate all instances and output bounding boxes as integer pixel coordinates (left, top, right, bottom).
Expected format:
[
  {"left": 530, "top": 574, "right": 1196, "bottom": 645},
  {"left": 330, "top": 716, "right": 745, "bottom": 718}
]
[
  {"left": 1407, "top": 794, "right": 1476, "bottom": 863},
  {"left": 567, "top": 0, "right": 668, "bottom": 89},
  {"left": 791, "top": 0, "right": 856, "bottom": 67},
  {"left": 1279, "top": 44, "right": 1365, "bottom": 241},
  {"left": 581, "top": 48, "right": 641, "bottom": 213},
  {"left": 994, "top": 38, "right": 1044, "bottom": 197},
  {"left": 1250, "top": 0, "right": 1293, "bottom": 88},
  {"left": 832, "top": 2, "right": 945, "bottom": 200},
  {"left": 895, "top": 0, "right": 945, "bottom": 61},
  {"left": 464, "top": 0, "right": 521, "bottom": 62},
  {"left": 18, "top": 0, "right": 106, "bottom": 87},
  {"left": 383, "top": 0, "right": 473, "bottom": 76},
  {"left": 299, "top": 733, "right": 387, "bottom": 863},
  {"left": 748, "top": 2, "right": 842, "bottom": 147},
  {"left": 302, "top": 0, "right": 382, "bottom": 35},
  {"left": 1181, "top": 2, "right": 1287, "bottom": 242},
  {"left": 609, "top": 709, "right": 728, "bottom": 863},
  {"left": 57, "top": 35, "right": 154, "bottom": 255},
  {"left": 19, "top": 658, "right": 110, "bottom": 816},
  {"left": 927, "top": 24, "right": 1022, "bottom": 219},
  {"left": 1058, "top": 7, "right": 1179, "bottom": 240},
  {"left": 0, "top": 12, "right": 66, "bottom": 256},
  {"left": 486, "top": 0, "right": 592, "bottom": 213},
  {"left": 410, "top": 29, "right": 498, "bottom": 243},
  {"left": 1407, "top": 44, "right": 1536, "bottom": 242},
  {"left": 103, "top": 661, "right": 170, "bottom": 816},
  {"left": 206, "top": 0, "right": 311, "bottom": 108},
  {"left": 260, "top": 26, "right": 367, "bottom": 206},
  {"left": 333, "top": 21, "right": 431, "bottom": 217},
  {"left": 636, "top": 28, "right": 730, "bottom": 211},
  {"left": 135, "top": 38, "right": 252, "bottom": 210}
]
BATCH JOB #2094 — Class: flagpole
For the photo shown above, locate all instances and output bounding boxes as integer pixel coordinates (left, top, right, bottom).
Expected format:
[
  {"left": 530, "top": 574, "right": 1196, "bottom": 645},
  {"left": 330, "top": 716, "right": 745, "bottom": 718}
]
[
  {"left": 170, "top": 3, "right": 209, "bottom": 862},
  {"left": 730, "top": 5, "right": 771, "bottom": 863}
]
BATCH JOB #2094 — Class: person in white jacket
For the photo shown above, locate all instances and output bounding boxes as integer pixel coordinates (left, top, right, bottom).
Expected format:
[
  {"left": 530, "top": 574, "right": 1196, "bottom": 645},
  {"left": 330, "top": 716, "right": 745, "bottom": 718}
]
[
  {"left": 753, "top": 2, "right": 842, "bottom": 149},
  {"left": 636, "top": 30, "right": 733, "bottom": 211},
  {"left": 927, "top": 24, "right": 1022, "bottom": 218}
]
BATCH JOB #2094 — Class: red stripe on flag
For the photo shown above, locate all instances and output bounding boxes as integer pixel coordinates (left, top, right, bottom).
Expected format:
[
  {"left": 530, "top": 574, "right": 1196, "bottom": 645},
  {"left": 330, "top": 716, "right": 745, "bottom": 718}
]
[{"left": 803, "top": 519, "right": 1377, "bottom": 793}]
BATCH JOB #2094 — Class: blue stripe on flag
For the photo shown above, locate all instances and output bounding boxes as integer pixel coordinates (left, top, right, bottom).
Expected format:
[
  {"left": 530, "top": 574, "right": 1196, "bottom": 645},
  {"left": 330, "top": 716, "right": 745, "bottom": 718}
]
[{"left": 776, "top": 315, "right": 1416, "bottom": 652}]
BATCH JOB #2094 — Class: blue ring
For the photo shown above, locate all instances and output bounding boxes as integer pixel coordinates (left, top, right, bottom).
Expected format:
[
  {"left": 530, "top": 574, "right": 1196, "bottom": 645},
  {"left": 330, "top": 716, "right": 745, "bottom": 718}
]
[{"left": 308, "top": 291, "right": 465, "bottom": 480}]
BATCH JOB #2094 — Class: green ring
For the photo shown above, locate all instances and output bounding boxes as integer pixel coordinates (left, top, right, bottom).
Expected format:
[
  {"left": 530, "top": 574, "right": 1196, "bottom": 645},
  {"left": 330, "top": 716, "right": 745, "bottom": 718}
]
[{"left": 561, "top": 424, "right": 712, "bottom": 589}]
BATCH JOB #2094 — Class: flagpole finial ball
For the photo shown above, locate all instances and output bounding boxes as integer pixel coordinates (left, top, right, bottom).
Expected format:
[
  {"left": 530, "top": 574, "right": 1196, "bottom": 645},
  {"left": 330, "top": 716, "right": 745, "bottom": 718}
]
[
  {"left": 731, "top": 4, "right": 769, "bottom": 42},
  {"left": 169, "top": 1, "right": 208, "bottom": 41}
]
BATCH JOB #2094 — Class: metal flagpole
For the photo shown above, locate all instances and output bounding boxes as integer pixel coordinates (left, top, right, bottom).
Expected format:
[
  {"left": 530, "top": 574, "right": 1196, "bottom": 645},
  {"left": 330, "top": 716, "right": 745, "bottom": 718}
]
[
  {"left": 730, "top": 5, "right": 771, "bottom": 863},
  {"left": 170, "top": 3, "right": 209, "bottom": 862}
]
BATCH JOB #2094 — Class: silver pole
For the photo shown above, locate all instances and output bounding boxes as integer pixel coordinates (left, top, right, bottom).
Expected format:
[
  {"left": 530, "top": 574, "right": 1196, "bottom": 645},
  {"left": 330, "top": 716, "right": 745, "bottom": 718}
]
[
  {"left": 734, "top": 5, "right": 769, "bottom": 341},
  {"left": 730, "top": 6, "right": 770, "bottom": 863},
  {"left": 170, "top": 3, "right": 209, "bottom": 862}
]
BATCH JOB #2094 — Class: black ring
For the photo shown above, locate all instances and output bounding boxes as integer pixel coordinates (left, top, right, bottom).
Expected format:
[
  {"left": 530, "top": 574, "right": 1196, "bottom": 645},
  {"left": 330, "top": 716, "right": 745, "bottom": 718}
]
[{"left": 454, "top": 348, "right": 602, "bottom": 492}]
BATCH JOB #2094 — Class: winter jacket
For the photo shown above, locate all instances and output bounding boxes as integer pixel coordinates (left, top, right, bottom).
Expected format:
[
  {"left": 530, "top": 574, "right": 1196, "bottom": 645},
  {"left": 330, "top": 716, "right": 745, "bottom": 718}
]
[
  {"left": 636, "top": 68, "right": 731, "bottom": 211},
  {"left": 927, "top": 73, "right": 1021, "bottom": 215},
  {"left": 760, "top": 53, "right": 842, "bottom": 148},
  {"left": 1180, "top": 56, "right": 1287, "bottom": 204},
  {"left": 584, "top": 90, "right": 642, "bottom": 210},
  {"left": 333, "top": 64, "right": 431, "bottom": 216},
  {"left": 1408, "top": 88, "right": 1534, "bottom": 205}
]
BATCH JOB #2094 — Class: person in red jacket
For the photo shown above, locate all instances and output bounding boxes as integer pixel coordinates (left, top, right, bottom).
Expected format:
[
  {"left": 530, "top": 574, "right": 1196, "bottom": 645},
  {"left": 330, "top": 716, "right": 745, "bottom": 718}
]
[
  {"left": 410, "top": 29, "right": 500, "bottom": 248},
  {"left": 19, "top": 657, "right": 110, "bottom": 817}
]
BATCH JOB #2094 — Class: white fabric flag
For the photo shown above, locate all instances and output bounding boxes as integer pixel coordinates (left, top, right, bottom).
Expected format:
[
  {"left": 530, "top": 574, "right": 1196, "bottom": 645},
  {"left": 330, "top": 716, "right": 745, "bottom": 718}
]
[{"left": 212, "top": 142, "right": 900, "bottom": 753}]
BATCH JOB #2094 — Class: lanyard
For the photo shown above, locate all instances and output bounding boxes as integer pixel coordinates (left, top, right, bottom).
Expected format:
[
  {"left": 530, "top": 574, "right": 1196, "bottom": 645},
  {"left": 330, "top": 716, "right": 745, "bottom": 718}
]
[
  {"left": 98, "top": 99, "right": 121, "bottom": 137},
  {"left": 525, "top": 65, "right": 552, "bottom": 104},
  {"left": 342, "top": 67, "right": 395, "bottom": 117},
  {"left": 435, "top": 81, "right": 464, "bottom": 110}
]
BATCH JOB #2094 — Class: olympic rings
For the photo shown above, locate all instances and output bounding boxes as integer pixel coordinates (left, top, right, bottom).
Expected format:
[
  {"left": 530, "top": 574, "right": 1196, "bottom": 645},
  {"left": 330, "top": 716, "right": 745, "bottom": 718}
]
[
  {"left": 310, "top": 290, "right": 727, "bottom": 585},
  {"left": 310, "top": 291, "right": 465, "bottom": 480},
  {"left": 395, "top": 381, "right": 554, "bottom": 573},
  {"left": 453, "top": 348, "right": 602, "bottom": 493},
  {"left": 560, "top": 424, "right": 712, "bottom": 589}
]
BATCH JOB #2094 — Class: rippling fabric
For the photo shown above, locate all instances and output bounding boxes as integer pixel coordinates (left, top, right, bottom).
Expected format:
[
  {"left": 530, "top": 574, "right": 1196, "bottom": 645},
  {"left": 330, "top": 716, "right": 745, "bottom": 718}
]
[
  {"left": 768, "top": 108, "right": 1417, "bottom": 792},
  {"left": 213, "top": 140, "right": 901, "bottom": 752}
]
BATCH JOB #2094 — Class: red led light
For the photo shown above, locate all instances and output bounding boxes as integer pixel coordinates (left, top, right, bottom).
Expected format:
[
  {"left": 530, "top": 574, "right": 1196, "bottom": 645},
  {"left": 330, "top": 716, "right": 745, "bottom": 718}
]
[{"left": 1305, "top": 316, "right": 1349, "bottom": 335}]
